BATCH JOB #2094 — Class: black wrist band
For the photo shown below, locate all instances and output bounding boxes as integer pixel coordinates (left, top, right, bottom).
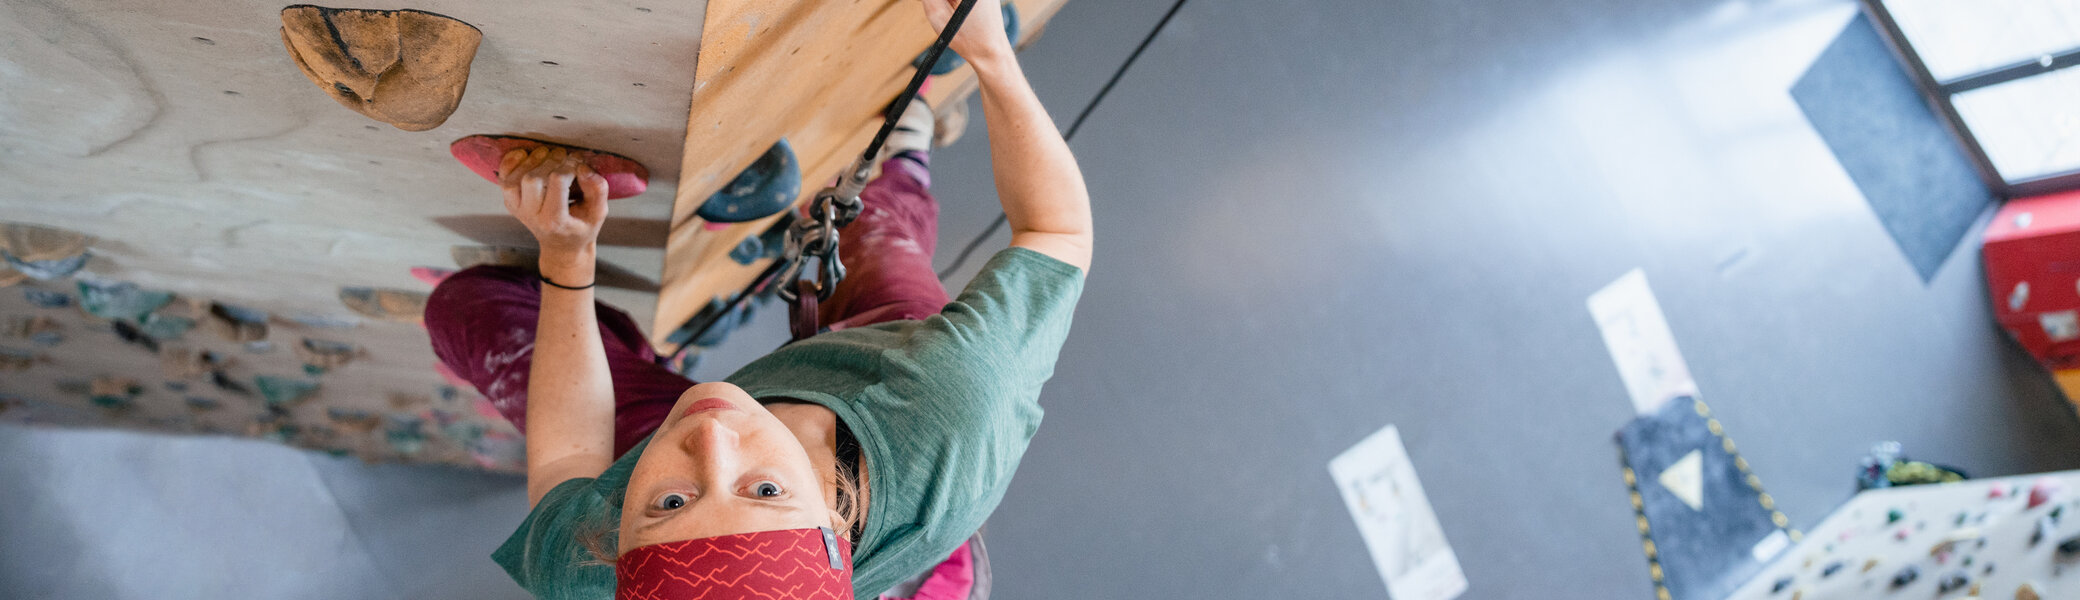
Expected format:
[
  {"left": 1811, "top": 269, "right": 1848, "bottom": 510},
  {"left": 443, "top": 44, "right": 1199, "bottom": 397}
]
[{"left": 540, "top": 276, "right": 596, "bottom": 291}]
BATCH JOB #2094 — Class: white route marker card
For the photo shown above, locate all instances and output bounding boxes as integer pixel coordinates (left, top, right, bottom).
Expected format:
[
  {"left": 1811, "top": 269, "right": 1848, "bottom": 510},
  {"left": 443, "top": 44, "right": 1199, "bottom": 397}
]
[
  {"left": 1587, "top": 269, "right": 1700, "bottom": 415},
  {"left": 1329, "top": 425, "right": 1468, "bottom": 600}
]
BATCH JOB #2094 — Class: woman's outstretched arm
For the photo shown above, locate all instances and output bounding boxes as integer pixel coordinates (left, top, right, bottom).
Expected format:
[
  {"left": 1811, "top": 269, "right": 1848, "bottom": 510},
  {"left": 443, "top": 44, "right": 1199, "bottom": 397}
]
[
  {"left": 500, "top": 147, "right": 618, "bottom": 507},
  {"left": 919, "top": 0, "right": 1095, "bottom": 272}
]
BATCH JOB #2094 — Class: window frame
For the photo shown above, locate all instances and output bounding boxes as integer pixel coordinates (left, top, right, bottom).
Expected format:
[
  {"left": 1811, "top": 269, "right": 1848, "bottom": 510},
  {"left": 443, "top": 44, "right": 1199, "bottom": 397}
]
[{"left": 1860, "top": 0, "right": 2080, "bottom": 197}]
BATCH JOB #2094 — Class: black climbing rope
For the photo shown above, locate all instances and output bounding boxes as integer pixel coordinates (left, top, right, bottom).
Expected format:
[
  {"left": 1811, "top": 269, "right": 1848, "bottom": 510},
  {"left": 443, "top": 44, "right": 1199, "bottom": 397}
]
[{"left": 935, "top": 0, "right": 1190, "bottom": 280}]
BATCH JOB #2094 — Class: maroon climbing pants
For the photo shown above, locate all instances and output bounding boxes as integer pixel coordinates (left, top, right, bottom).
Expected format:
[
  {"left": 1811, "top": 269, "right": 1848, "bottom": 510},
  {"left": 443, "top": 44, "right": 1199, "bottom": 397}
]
[{"left": 426, "top": 153, "right": 949, "bottom": 457}]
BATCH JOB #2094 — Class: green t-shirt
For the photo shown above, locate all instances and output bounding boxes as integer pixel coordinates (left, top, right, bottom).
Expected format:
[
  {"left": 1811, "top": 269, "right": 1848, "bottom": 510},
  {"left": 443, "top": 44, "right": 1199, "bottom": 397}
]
[{"left": 493, "top": 248, "right": 1085, "bottom": 599}]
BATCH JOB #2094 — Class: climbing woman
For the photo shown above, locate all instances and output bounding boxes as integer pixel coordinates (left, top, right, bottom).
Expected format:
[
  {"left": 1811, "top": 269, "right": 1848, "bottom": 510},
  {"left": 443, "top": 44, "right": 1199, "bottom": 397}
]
[{"left": 422, "top": 0, "right": 1092, "bottom": 597}]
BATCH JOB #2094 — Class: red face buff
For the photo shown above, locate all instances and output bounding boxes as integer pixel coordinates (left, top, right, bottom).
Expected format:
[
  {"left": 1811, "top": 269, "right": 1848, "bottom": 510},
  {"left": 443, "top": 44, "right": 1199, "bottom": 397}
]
[{"left": 616, "top": 527, "right": 854, "bottom": 600}]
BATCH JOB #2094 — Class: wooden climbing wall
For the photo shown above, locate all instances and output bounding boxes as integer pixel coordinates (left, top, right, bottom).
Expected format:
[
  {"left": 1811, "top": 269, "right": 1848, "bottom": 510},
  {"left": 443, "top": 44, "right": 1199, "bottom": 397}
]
[
  {"left": 1725, "top": 471, "right": 2080, "bottom": 599},
  {"left": 652, "top": 0, "right": 1070, "bottom": 348}
]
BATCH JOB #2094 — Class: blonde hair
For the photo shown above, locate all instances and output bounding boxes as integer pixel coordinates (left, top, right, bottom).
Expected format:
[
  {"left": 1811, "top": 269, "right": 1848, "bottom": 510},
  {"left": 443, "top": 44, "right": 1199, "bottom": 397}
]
[{"left": 578, "top": 459, "right": 865, "bottom": 565}]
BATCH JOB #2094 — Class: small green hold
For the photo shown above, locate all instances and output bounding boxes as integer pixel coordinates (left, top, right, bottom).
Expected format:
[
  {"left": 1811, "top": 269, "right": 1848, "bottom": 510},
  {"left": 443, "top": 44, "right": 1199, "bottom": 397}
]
[
  {"left": 384, "top": 413, "right": 428, "bottom": 456},
  {"left": 254, "top": 375, "right": 319, "bottom": 407},
  {"left": 302, "top": 363, "right": 326, "bottom": 376},
  {"left": 76, "top": 281, "right": 174, "bottom": 322},
  {"left": 138, "top": 313, "right": 195, "bottom": 340},
  {"left": 263, "top": 423, "right": 300, "bottom": 443},
  {"left": 1887, "top": 509, "right": 1904, "bottom": 524},
  {"left": 90, "top": 394, "right": 131, "bottom": 409}
]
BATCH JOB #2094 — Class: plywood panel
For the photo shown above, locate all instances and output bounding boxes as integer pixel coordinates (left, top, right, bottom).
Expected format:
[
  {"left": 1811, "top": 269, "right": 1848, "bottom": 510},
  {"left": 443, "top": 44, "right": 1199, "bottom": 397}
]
[{"left": 654, "top": 0, "right": 1070, "bottom": 348}]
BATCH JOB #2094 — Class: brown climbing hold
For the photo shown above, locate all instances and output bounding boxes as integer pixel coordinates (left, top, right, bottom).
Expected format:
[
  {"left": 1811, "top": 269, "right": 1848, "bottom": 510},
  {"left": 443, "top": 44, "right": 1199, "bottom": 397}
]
[
  {"left": 279, "top": 5, "right": 481, "bottom": 131},
  {"left": 0, "top": 348, "right": 42, "bottom": 371},
  {"left": 295, "top": 338, "right": 360, "bottom": 369},
  {"left": 2016, "top": 581, "right": 2040, "bottom": 600},
  {"left": 6, "top": 316, "right": 61, "bottom": 340},
  {"left": 0, "top": 222, "right": 90, "bottom": 281},
  {"left": 339, "top": 287, "right": 427, "bottom": 323},
  {"left": 387, "top": 392, "right": 430, "bottom": 410},
  {"left": 161, "top": 347, "right": 228, "bottom": 380},
  {"left": 0, "top": 222, "right": 90, "bottom": 263},
  {"left": 207, "top": 302, "right": 269, "bottom": 343}
]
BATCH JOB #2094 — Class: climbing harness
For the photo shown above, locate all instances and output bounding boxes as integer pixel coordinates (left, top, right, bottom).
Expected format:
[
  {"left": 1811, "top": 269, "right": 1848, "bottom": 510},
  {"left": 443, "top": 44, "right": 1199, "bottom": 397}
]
[{"left": 774, "top": 0, "right": 984, "bottom": 341}]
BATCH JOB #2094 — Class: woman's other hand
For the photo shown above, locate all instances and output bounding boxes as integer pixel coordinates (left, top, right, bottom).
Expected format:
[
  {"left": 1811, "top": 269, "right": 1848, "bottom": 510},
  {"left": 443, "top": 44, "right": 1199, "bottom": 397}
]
[
  {"left": 916, "top": 0, "right": 1012, "bottom": 69},
  {"left": 498, "top": 146, "right": 610, "bottom": 283}
]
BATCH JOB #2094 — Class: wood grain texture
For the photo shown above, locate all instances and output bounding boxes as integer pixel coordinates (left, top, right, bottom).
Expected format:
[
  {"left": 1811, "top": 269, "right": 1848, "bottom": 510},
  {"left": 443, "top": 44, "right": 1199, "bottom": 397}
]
[{"left": 653, "top": 0, "right": 1069, "bottom": 348}]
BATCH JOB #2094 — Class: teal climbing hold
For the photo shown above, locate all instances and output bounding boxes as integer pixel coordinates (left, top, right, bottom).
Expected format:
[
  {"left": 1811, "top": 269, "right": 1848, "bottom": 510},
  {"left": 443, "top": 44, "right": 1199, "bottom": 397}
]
[
  {"left": 6, "top": 252, "right": 87, "bottom": 281},
  {"left": 139, "top": 313, "right": 196, "bottom": 340},
  {"left": 698, "top": 139, "right": 800, "bottom": 224},
  {"left": 77, "top": 281, "right": 174, "bottom": 322},
  {"left": 254, "top": 375, "right": 319, "bottom": 407},
  {"left": 22, "top": 289, "right": 72, "bottom": 309},
  {"left": 729, "top": 218, "right": 792, "bottom": 265},
  {"left": 917, "top": 2, "right": 1020, "bottom": 76},
  {"left": 384, "top": 413, "right": 428, "bottom": 456}
]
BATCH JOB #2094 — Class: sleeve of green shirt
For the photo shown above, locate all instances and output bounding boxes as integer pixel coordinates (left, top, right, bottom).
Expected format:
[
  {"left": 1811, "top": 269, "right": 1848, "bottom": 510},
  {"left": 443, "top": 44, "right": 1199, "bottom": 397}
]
[
  {"left": 878, "top": 247, "right": 1085, "bottom": 501},
  {"left": 491, "top": 466, "right": 626, "bottom": 599}
]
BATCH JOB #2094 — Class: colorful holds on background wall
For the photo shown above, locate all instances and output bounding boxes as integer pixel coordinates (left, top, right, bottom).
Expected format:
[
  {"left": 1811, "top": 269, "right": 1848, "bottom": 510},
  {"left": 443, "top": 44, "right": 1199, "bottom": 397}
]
[
  {"left": 6, "top": 315, "right": 62, "bottom": 347},
  {"left": 0, "top": 346, "right": 44, "bottom": 371},
  {"left": 285, "top": 313, "right": 361, "bottom": 329},
  {"left": 327, "top": 407, "right": 382, "bottom": 434},
  {"left": 88, "top": 376, "right": 143, "bottom": 410},
  {"left": 139, "top": 313, "right": 196, "bottom": 341},
  {"left": 279, "top": 6, "right": 482, "bottom": 131},
  {"left": 254, "top": 375, "right": 319, "bottom": 408},
  {"left": 2029, "top": 479, "right": 2061, "bottom": 509},
  {"left": 5, "top": 253, "right": 87, "bottom": 282},
  {"left": 698, "top": 139, "right": 800, "bottom": 224},
  {"left": 0, "top": 222, "right": 91, "bottom": 282},
  {"left": 383, "top": 412, "right": 428, "bottom": 456},
  {"left": 295, "top": 338, "right": 359, "bottom": 372},
  {"left": 161, "top": 347, "right": 229, "bottom": 380},
  {"left": 339, "top": 287, "right": 428, "bottom": 322},
  {"left": 110, "top": 320, "right": 160, "bottom": 353},
  {"left": 208, "top": 368, "right": 252, "bottom": 397},
  {"left": 22, "top": 288, "right": 71, "bottom": 309},
  {"left": 78, "top": 281, "right": 173, "bottom": 322},
  {"left": 207, "top": 302, "right": 269, "bottom": 342}
]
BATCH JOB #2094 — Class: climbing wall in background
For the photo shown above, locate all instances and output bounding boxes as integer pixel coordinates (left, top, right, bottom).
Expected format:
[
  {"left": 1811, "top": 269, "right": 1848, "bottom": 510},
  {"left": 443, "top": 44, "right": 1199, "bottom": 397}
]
[
  {"left": 0, "top": 222, "right": 521, "bottom": 470},
  {"left": 0, "top": 0, "right": 712, "bottom": 469},
  {"left": 1726, "top": 471, "right": 2080, "bottom": 600}
]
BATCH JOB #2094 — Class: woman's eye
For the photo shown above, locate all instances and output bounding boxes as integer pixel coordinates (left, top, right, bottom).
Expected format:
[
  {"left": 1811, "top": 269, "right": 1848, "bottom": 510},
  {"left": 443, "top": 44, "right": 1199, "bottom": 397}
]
[
  {"left": 753, "top": 482, "right": 782, "bottom": 498},
  {"left": 654, "top": 493, "right": 688, "bottom": 510}
]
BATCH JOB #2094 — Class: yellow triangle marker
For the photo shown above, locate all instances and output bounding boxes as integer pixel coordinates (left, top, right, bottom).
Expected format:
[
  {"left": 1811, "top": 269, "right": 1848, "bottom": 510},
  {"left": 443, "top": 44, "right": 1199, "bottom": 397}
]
[{"left": 1660, "top": 450, "right": 1705, "bottom": 511}]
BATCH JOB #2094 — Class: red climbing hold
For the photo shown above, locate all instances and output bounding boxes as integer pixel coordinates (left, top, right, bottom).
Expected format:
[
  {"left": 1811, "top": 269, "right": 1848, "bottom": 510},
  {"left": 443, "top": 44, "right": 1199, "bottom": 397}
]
[
  {"left": 448, "top": 134, "right": 649, "bottom": 199},
  {"left": 2029, "top": 479, "right": 2061, "bottom": 509}
]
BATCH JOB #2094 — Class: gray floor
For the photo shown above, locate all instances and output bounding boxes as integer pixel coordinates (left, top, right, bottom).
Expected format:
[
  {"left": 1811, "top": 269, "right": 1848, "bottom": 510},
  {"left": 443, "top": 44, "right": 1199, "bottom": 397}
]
[
  {"left": 8, "top": 0, "right": 2080, "bottom": 598},
  {"left": 0, "top": 424, "right": 527, "bottom": 599}
]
